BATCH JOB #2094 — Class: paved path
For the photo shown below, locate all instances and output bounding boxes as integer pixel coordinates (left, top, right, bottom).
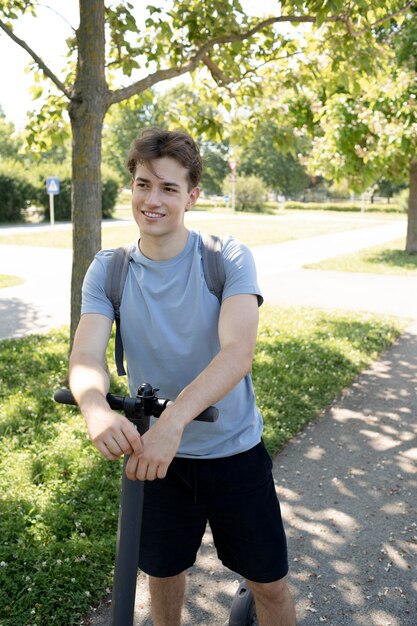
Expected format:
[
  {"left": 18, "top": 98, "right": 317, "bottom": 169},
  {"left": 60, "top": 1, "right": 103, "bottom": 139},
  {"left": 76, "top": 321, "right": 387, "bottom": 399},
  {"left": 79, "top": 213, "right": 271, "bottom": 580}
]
[
  {"left": 1, "top": 217, "right": 416, "bottom": 625},
  {"left": 0, "top": 245, "right": 71, "bottom": 339},
  {"left": 1, "top": 218, "right": 415, "bottom": 339}
]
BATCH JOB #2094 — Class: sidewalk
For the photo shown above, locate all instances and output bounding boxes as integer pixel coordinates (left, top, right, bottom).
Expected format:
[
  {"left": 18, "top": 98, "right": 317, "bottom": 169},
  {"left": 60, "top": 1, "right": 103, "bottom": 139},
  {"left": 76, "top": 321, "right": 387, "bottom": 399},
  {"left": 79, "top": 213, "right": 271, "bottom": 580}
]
[
  {"left": 0, "top": 218, "right": 414, "bottom": 339},
  {"left": 1, "top": 218, "right": 416, "bottom": 625}
]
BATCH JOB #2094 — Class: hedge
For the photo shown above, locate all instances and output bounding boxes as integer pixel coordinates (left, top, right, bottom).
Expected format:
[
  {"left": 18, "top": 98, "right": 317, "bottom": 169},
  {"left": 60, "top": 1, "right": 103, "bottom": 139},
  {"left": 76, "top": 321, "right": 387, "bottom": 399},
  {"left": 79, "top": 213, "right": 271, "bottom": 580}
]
[
  {"left": 0, "top": 169, "right": 120, "bottom": 223},
  {"left": 38, "top": 177, "right": 119, "bottom": 221},
  {"left": 0, "top": 173, "right": 37, "bottom": 223},
  {"left": 284, "top": 201, "right": 403, "bottom": 213}
]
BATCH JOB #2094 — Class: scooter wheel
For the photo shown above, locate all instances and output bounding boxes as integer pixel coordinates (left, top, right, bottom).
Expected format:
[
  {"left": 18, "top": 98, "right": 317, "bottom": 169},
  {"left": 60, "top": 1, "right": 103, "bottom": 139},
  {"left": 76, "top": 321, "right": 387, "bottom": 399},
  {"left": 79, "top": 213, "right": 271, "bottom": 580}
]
[{"left": 228, "top": 581, "right": 257, "bottom": 625}]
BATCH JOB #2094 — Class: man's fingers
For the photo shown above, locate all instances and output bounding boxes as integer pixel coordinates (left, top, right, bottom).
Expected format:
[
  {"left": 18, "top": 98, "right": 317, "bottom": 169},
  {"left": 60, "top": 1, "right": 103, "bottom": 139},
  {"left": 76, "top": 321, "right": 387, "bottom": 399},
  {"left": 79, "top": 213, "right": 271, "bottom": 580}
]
[
  {"left": 124, "top": 455, "right": 167, "bottom": 481},
  {"left": 125, "top": 454, "right": 139, "bottom": 480},
  {"left": 96, "top": 440, "right": 121, "bottom": 461},
  {"left": 143, "top": 464, "right": 158, "bottom": 481},
  {"left": 122, "top": 421, "right": 143, "bottom": 455},
  {"left": 156, "top": 464, "right": 167, "bottom": 479}
]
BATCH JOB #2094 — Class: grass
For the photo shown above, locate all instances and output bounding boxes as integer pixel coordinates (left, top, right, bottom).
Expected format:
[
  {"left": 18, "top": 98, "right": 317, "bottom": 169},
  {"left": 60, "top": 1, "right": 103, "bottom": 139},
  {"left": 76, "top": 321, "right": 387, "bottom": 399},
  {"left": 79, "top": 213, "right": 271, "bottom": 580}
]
[
  {"left": 0, "top": 274, "right": 24, "bottom": 289},
  {"left": 0, "top": 306, "right": 406, "bottom": 626},
  {"left": 0, "top": 211, "right": 397, "bottom": 250},
  {"left": 306, "top": 238, "right": 417, "bottom": 276}
]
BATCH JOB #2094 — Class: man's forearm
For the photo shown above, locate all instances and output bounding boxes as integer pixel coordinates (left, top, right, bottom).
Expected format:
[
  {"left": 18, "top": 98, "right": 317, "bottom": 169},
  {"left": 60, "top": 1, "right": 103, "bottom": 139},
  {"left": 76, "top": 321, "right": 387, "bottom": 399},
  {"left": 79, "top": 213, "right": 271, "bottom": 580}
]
[
  {"left": 163, "top": 295, "right": 258, "bottom": 429},
  {"left": 69, "top": 356, "right": 111, "bottom": 418},
  {"left": 164, "top": 341, "right": 252, "bottom": 428}
]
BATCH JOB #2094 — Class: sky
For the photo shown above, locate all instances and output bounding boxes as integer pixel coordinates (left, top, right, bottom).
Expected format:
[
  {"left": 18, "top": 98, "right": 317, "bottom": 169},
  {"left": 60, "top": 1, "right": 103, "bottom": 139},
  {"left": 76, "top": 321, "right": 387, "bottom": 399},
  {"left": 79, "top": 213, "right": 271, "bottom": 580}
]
[{"left": 0, "top": 0, "right": 277, "bottom": 130}]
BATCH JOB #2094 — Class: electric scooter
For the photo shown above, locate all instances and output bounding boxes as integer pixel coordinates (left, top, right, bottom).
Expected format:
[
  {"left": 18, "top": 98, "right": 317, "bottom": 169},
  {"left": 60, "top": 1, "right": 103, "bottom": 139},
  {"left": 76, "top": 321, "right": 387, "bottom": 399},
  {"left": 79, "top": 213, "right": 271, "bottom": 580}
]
[{"left": 54, "top": 382, "right": 257, "bottom": 625}]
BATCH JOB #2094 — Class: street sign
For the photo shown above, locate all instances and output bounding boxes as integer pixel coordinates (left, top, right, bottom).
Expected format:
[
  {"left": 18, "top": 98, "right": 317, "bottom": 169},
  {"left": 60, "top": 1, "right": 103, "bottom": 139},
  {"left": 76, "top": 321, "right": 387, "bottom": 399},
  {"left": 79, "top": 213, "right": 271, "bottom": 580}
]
[
  {"left": 46, "top": 177, "right": 60, "bottom": 195},
  {"left": 228, "top": 158, "right": 237, "bottom": 172},
  {"left": 46, "top": 177, "right": 60, "bottom": 226}
]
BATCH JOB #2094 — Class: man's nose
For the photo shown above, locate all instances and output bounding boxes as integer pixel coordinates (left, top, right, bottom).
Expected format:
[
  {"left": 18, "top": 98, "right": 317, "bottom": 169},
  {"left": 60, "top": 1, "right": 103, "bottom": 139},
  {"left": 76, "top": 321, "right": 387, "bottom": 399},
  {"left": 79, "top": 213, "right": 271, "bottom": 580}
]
[{"left": 145, "top": 187, "right": 162, "bottom": 206}]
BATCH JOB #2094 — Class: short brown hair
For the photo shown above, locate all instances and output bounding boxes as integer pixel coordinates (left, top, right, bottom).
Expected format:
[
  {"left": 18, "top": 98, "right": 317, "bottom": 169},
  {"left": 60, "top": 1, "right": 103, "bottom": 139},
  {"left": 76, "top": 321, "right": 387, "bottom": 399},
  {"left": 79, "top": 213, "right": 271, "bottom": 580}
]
[{"left": 126, "top": 128, "right": 203, "bottom": 190}]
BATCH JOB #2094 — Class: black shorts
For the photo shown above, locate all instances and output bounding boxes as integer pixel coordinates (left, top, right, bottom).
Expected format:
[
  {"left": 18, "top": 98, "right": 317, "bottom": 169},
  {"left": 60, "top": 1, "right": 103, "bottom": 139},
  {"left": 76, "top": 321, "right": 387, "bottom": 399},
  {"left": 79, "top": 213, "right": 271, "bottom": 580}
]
[{"left": 138, "top": 442, "right": 289, "bottom": 583}]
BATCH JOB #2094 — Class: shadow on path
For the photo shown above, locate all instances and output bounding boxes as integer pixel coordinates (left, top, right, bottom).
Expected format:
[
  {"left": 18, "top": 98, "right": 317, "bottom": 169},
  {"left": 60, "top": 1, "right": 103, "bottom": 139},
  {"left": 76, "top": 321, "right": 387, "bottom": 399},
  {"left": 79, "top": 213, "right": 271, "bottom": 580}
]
[
  {"left": 0, "top": 297, "right": 52, "bottom": 339},
  {"left": 278, "top": 324, "right": 417, "bottom": 625}
]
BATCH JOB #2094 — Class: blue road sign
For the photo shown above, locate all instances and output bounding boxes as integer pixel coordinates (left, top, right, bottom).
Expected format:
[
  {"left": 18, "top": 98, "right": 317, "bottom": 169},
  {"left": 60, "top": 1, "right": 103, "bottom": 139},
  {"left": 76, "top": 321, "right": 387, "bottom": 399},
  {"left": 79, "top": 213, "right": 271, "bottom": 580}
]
[{"left": 46, "top": 177, "right": 60, "bottom": 195}]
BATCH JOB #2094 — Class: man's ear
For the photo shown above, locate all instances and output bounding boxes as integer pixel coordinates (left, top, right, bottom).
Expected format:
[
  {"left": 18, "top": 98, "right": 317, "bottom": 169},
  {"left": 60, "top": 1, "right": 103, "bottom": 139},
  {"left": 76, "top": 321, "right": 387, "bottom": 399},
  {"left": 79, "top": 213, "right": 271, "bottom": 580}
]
[{"left": 187, "top": 186, "right": 200, "bottom": 210}]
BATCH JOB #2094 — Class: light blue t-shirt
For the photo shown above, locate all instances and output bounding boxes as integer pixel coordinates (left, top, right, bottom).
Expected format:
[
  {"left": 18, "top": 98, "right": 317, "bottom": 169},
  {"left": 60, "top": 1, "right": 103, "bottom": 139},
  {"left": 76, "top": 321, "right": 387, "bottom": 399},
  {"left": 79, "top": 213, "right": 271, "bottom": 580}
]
[{"left": 81, "top": 230, "right": 264, "bottom": 458}]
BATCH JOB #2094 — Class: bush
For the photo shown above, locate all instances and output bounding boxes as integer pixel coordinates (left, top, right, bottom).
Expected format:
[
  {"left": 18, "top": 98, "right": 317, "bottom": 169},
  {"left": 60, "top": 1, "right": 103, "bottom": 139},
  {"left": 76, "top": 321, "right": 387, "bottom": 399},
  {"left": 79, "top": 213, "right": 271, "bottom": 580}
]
[
  {"left": 0, "top": 172, "right": 36, "bottom": 223},
  {"left": 224, "top": 175, "right": 267, "bottom": 212},
  {"left": 0, "top": 160, "right": 121, "bottom": 223},
  {"left": 102, "top": 177, "right": 120, "bottom": 219},
  {"left": 38, "top": 177, "right": 72, "bottom": 221},
  {"left": 36, "top": 173, "right": 120, "bottom": 221},
  {"left": 284, "top": 200, "right": 403, "bottom": 213}
]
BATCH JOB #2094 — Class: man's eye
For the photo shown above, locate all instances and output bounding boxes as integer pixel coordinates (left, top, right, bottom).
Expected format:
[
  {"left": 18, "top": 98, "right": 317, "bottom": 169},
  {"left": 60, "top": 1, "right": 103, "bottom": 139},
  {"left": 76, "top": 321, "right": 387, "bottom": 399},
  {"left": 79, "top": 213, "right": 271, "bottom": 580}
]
[{"left": 164, "top": 186, "right": 177, "bottom": 193}]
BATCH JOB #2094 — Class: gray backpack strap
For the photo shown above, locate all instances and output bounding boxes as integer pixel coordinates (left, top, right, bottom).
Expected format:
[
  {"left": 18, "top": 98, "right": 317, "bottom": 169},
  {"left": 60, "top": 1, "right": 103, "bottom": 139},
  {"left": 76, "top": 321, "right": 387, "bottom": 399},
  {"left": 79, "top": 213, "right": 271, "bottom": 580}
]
[
  {"left": 104, "top": 246, "right": 132, "bottom": 376},
  {"left": 201, "top": 233, "right": 225, "bottom": 302}
]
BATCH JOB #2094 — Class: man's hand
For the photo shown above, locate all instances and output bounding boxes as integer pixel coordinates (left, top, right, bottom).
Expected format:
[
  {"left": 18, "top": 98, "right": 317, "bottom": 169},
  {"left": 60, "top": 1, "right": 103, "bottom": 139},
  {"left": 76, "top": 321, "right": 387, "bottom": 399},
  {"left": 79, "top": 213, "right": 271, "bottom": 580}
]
[
  {"left": 68, "top": 313, "right": 144, "bottom": 461},
  {"left": 85, "top": 408, "right": 143, "bottom": 461},
  {"left": 125, "top": 409, "right": 184, "bottom": 481}
]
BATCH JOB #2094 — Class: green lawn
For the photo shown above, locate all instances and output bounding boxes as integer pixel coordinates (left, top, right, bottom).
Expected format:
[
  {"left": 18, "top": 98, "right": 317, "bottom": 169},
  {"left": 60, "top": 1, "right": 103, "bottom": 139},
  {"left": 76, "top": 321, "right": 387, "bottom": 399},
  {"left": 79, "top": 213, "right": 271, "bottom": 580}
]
[
  {"left": 306, "top": 238, "right": 417, "bottom": 276},
  {"left": 0, "top": 306, "right": 406, "bottom": 626},
  {"left": 0, "top": 274, "right": 24, "bottom": 288},
  {"left": 0, "top": 211, "right": 395, "bottom": 250}
]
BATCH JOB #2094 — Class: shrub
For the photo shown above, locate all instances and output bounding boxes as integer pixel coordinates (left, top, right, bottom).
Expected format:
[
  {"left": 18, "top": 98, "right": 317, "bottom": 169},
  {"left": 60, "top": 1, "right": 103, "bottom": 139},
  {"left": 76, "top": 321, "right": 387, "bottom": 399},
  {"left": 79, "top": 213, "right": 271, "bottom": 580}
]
[
  {"left": 36, "top": 173, "right": 120, "bottom": 221},
  {"left": 102, "top": 176, "right": 120, "bottom": 219},
  {"left": 0, "top": 172, "right": 36, "bottom": 223},
  {"left": 284, "top": 200, "right": 403, "bottom": 213},
  {"left": 38, "top": 177, "right": 72, "bottom": 221},
  {"left": 224, "top": 175, "right": 267, "bottom": 212}
]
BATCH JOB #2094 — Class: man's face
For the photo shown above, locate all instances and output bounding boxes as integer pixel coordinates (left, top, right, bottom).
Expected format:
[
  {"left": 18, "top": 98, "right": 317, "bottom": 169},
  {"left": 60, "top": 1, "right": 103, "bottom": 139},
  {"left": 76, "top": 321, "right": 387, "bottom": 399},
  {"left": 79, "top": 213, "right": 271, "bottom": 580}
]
[{"left": 131, "top": 157, "right": 199, "bottom": 238}]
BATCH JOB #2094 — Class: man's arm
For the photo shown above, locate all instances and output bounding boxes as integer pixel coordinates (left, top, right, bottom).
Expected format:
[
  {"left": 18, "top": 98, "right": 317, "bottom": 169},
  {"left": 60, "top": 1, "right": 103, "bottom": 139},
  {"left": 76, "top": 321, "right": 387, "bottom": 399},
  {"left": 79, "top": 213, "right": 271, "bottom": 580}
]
[
  {"left": 125, "top": 294, "right": 259, "bottom": 481},
  {"left": 69, "top": 313, "right": 143, "bottom": 460}
]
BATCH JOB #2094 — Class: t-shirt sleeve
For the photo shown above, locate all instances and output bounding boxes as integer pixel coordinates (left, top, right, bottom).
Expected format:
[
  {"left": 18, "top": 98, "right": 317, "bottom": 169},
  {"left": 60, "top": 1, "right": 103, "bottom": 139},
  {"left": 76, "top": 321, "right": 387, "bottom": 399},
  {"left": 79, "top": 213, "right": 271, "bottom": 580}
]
[
  {"left": 81, "top": 250, "right": 115, "bottom": 320},
  {"left": 221, "top": 236, "right": 264, "bottom": 307}
]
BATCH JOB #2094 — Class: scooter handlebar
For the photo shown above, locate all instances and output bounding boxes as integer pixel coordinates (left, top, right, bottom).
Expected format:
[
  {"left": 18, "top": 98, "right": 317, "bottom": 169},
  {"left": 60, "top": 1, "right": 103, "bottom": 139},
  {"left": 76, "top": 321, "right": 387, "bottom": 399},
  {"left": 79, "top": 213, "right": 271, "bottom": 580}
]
[{"left": 53, "top": 388, "right": 218, "bottom": 422}]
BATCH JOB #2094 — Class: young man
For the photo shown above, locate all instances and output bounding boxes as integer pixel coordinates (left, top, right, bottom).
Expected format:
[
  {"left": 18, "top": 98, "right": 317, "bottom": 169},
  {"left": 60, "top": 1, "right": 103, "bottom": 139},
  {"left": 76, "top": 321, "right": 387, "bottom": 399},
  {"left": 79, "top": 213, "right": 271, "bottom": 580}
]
[{"left": 69, "top": 128, "right": 296, "bottom": 626}]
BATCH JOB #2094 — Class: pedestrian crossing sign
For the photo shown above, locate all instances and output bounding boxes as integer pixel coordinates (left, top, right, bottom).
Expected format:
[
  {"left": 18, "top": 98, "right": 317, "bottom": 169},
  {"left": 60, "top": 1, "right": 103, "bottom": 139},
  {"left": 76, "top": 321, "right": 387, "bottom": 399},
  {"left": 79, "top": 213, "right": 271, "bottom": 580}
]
[{"left": 46, "top": 177, "right": 60, "bottom": 195}]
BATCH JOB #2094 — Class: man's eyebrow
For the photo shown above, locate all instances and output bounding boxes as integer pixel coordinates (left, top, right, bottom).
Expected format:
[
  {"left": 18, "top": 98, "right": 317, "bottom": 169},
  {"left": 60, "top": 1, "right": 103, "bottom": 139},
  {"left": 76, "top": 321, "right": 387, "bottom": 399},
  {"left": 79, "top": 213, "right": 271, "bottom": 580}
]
[{"left": 135, "top": 176, "right": 181, "bottom": 188}]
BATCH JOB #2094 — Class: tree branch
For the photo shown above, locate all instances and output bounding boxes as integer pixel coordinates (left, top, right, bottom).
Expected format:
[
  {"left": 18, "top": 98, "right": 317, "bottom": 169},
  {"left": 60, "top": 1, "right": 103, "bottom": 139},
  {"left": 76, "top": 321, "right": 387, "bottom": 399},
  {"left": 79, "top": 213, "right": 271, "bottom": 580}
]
[
  {"left": 108, "top": 14, "right": 330, "bottom": 105},
  {"left": 202, "top": 54, "right": 230, "bottom": 85},
  {"left": 0, "top": 17, "right": 71, "bottom": 98},
  {"left": 342, "top": 0, "right": 416, "bottom": 37}
]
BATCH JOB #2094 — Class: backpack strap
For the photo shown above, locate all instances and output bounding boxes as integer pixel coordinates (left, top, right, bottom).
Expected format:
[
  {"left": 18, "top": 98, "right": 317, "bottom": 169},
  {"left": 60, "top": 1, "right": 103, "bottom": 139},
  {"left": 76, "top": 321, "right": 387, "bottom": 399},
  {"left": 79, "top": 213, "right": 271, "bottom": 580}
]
[
  {"left": 201, "top": 233, "right": 225, "bottom": 302},
  {"left": 104, "top": 245, "right": 132, "bottom": 376}
]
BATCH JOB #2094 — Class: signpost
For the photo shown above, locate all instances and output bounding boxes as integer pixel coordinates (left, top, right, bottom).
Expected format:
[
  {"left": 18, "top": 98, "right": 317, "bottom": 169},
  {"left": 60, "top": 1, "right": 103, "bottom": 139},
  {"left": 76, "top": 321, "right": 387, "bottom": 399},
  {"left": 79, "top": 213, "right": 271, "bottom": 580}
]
[
  {"left": 228, "top": 158, "right": 237, "bottom": 211},
  {"left": 46, "top": 177, "right": 60, "bottom": 225}
]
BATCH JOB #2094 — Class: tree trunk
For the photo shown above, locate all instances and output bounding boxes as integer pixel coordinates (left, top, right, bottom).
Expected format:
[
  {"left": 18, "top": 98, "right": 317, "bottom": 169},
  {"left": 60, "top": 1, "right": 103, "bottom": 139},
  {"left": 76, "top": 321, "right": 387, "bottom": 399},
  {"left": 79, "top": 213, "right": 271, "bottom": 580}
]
[
  {"left": 406, "top": 158, "right": 417, "bottom": 254},
  {"left": 68, "top": 0, "right": 108, "bottom": 345}
]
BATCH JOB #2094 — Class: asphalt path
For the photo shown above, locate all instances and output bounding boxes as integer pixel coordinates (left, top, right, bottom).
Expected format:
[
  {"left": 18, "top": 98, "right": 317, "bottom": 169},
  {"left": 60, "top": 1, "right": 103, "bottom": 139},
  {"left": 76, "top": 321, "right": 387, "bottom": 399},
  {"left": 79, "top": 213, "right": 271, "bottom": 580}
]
[
  {"left": 0, "top": 217, "right": 415, "bottom": 340},
  {"left": 1, "top": 217, "right": 416, "bottom": 625}
]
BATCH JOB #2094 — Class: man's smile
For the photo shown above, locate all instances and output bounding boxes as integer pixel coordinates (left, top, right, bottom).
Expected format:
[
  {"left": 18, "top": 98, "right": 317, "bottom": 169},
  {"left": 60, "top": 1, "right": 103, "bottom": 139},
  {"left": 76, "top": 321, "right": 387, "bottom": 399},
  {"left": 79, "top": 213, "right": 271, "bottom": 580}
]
[{"left": 142, "top": 211, "right": 165, "bottom": 219}]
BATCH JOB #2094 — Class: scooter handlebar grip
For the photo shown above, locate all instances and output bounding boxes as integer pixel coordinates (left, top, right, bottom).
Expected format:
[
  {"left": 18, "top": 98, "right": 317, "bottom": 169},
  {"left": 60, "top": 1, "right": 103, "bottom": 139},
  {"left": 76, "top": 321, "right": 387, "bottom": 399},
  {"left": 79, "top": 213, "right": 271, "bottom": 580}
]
[
  {"left": 54, "top": 388, "right": 77, "bottom": 406},
  {"left": 195, "top": 406, "right": 219, "bottom": 422}
]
